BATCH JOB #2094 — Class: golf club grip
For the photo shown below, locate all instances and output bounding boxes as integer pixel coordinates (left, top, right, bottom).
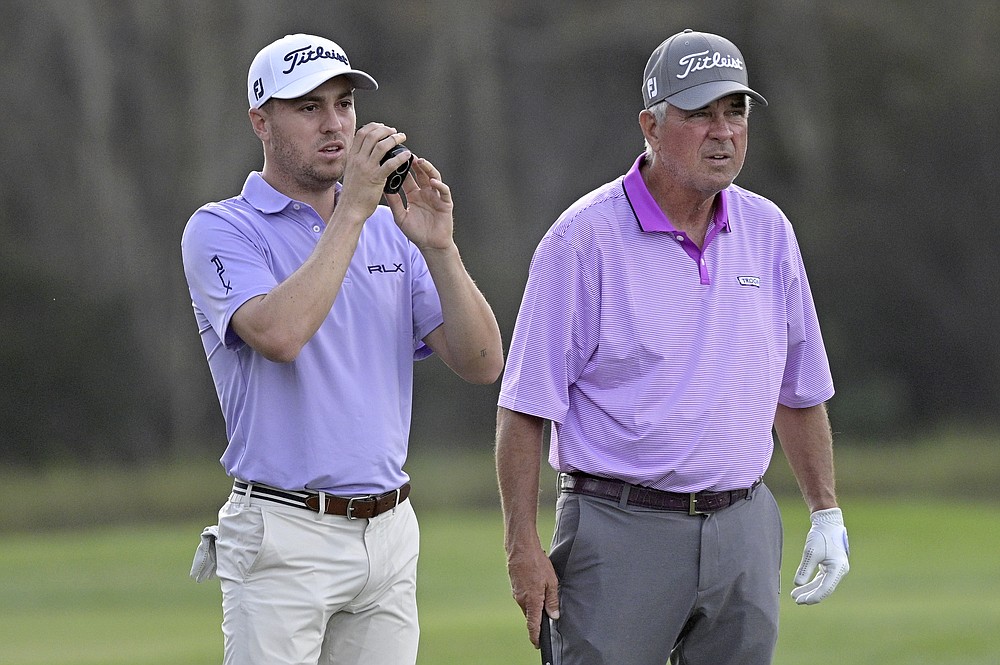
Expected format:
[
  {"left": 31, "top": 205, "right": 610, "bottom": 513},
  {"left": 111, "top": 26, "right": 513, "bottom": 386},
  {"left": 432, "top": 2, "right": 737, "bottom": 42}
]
[{"left": 540, "top": 609, "right": 553, "bottom": 665}]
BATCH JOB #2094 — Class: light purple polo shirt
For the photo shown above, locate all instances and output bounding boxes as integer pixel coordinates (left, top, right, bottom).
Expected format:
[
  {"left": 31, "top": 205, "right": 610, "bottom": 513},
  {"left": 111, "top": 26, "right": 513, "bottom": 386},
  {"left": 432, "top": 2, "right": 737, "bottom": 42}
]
[
  {"left": 498, "top": 154, "right": 834, "bottom": 493},
  {"left": 181, "top": 172, "right": 444, "bottom": 494}
]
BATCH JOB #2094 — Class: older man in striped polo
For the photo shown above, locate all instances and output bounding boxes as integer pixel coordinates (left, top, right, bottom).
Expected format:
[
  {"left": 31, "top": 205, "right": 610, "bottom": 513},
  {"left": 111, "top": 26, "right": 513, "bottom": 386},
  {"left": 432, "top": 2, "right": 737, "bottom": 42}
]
[{"left": 495, "top": 29, "right": 849, "bottom": 665}]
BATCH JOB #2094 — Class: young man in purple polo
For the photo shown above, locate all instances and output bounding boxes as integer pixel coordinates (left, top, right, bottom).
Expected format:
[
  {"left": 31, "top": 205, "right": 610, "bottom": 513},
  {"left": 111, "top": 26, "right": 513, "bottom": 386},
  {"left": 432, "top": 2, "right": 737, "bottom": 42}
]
[
  {"left": 496, "top": 29, "right": 849, "bottom": 664},
  {"left": 181, "top": 33, "right": 502, "bottom": 665}
]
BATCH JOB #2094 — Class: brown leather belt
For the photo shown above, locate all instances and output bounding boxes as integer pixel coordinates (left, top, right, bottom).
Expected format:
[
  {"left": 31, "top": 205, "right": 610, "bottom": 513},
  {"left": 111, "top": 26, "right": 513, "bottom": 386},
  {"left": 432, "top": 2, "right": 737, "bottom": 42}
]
[
  {"left": 233, "top": 480, "right": 410, "bottom": 519},
  {"left": 559, "top": 472, "right": 760, "bottom": 516}
]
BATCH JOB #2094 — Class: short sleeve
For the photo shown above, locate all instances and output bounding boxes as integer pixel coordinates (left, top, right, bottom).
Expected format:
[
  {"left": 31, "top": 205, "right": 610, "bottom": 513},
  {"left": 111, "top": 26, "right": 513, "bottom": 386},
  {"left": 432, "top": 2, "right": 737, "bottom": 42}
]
[{"left": 180, "top": 207, "right": 275, "bottom": 348}]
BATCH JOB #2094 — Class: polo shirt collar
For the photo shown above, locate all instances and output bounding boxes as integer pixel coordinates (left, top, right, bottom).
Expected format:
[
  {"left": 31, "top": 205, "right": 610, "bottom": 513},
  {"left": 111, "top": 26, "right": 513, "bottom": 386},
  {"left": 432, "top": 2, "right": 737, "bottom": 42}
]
[
  {"left": 622, "top": 154, "right": 731, "bottom": 234},
  {"left": 240, "top": 172, "right": 343, "bottom": 215}
]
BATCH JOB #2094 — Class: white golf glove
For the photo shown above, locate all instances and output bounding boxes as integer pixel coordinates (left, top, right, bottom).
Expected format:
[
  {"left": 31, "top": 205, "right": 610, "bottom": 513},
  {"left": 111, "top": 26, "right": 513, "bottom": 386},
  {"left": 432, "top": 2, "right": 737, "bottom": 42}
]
[
  {"left": 189, "top": 524, "right": 219, "bottom": 583},
  {"left": 791, "top": 507, "right": 849, "bottom": 605}
]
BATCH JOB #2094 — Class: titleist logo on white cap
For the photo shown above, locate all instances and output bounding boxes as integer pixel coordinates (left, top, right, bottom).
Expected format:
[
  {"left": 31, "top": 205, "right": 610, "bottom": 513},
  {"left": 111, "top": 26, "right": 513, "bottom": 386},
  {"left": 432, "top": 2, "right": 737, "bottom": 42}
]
[
  {"left": 282, "top": 44, "right": 350, "bottom": 75},
  {"left": 247, "top": 34, "right": 378, "bottom": 109}
]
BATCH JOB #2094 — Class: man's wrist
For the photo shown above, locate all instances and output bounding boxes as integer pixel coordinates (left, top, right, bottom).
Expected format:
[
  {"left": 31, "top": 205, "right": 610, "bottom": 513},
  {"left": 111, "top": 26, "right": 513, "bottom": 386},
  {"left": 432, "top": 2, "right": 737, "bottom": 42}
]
[
  {"left": 419, "top": 242, "right": 462, "bottom": 267},
  {"left": 810, "top": 507, "right": 844, "bottom": 525}
]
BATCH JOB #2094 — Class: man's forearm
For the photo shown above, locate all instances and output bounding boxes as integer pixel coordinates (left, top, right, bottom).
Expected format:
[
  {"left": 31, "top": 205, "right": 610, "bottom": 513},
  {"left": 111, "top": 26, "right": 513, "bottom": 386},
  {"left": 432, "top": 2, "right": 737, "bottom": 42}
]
[
  {"left": 773, "top": 402, "right": 838, "bottom": 512},
  {"left": 495, "top": 407, "right": 547, "bottom": 553},
  {"left": 230, "top": 208, "right": 368, "bottom": 362},
  {"left": 422, "top": 244, "right": 504, "bottom": 384}
]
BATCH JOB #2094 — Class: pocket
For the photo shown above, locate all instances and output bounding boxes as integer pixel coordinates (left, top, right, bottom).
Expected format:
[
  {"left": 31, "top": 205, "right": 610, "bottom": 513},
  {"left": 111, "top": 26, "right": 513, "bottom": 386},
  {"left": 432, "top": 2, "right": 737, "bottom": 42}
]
[
  {"left": 760, "top": 485, "right": 784, "bottom": 586},
  {"left": 216, "top": 502, "right": 267, "bottom": 583},
  {"left": 549, "top": 494, "right": 582, "bottom": 577}
]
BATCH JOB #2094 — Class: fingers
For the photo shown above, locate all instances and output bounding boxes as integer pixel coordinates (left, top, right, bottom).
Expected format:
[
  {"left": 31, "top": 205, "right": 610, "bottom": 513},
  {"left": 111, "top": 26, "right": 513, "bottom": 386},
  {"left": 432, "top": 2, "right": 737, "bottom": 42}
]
[
  {"left": 524, "top": 601, "right": 543, "bottom": 648},
  {"left": 508, "top": 549, "right": 560, "bottom": 649},
  {"left": 791, "top": 559, "right": 849, "bottom": 604},
  {"left": 517, "top": 583, "right": 552, "bottom": 648},
  {"left": 794, "top": 516, "right": 846, "bottom": 587},
  {"left": 791, "top": 573, "right": 823, "bottom": 604},
  {"left": 403, "top": 157, "right": 441, "bottom": 186},
  {"left": 400, "top": 157, "right": 452, "bottom": 205},
  {"left": 523, "top": 594, "right": 560, "bottom": 648},
  {"left": 792, "top": 532, "right": 850, "bottom": 605},
  {"left": 353, "top": 125, "right": 451, "bottom": 205},
  {"left": 792, "top": 527, "right": 850, "bottom": 605},
  {"left": 793, "top": 546, "right": 818, "bottom": 586},
  {"left": 410, "top": 155, "right": 441, "bottom": 182},
  {"left": 355, "top": 122, "right": 406, "bottom": 159},
  {"left": 351, "top": 123, "right": 409, "bottom": 183},
  {"left": 544, "top": 586, "right": 561, "bottom": 620}
]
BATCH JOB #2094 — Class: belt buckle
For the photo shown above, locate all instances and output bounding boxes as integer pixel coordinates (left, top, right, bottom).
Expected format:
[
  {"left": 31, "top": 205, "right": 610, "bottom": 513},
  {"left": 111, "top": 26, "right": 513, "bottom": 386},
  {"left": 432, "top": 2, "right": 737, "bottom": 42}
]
[
  {"left": 688, "top": 493, "right": 708, "bottom": 516},
  {"left": 346, "top": 496, "right": 365, "bottom": 520}
]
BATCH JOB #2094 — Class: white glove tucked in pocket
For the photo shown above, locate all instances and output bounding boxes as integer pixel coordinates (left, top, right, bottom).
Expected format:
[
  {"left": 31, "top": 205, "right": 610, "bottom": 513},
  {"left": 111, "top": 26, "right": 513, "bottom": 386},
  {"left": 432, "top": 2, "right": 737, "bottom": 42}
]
[{"left": 189, "top": 524, "right": 219, "bottom": 583}]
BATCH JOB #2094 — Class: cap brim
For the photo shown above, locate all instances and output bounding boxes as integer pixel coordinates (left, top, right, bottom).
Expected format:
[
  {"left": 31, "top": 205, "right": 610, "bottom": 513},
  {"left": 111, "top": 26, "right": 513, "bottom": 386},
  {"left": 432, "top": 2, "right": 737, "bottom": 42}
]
[
  {"left": 665, "top": 80, "right": 767, "bottom": 110},
  {"left": 271, "top": 69, "right": 379, "bottom": 101}
]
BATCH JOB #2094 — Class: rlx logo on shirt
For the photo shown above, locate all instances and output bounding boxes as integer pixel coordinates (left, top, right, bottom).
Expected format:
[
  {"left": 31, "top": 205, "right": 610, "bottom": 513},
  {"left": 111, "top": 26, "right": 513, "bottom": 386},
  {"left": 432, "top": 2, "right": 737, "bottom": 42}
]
[
  {"left": 368, "top": 263, "right": 404, "bottom": 274},
  {"left": 211, "top": 255, "right": 233, "bottom": 293}
]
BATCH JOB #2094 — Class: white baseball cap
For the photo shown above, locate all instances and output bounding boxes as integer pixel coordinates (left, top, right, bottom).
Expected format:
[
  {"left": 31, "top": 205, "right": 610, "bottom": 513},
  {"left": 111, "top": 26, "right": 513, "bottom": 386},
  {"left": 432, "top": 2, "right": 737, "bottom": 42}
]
[{"left": 247, "top": 34, "right": 378, "bottom": 109}]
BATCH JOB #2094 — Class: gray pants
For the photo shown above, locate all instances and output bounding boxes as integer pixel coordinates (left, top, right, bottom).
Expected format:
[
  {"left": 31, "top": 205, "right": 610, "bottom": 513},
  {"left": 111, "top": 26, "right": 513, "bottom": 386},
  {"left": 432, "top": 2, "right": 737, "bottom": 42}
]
[{"left": 547, "top": 483, "right": 782, "bottom": 665}]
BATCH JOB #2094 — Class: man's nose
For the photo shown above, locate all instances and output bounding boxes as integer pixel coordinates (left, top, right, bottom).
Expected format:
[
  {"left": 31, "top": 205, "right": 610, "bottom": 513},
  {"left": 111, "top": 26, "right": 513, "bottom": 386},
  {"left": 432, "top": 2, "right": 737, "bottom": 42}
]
[
  {"left": 320, "top": 108, "right": 345, "bottom": 133},
  {"left": 707, "top": 113, "right": 735, "bottom": 138}
]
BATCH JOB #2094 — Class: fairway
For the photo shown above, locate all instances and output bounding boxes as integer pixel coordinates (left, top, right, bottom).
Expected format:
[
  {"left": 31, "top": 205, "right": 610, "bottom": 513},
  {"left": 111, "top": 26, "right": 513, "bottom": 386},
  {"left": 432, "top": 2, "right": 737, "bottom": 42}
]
[{"left": 1, "top": 497, "right": 998, "bottom": 664}]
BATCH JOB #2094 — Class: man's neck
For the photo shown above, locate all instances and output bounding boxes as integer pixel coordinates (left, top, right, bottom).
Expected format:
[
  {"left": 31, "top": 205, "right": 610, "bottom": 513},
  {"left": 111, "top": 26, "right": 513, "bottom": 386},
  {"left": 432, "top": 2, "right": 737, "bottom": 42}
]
[
  {"left": 640, "top": 164, "right": 719, "bottom": 247},
  {"left": 261, "top": 169, "right": 339, "bottom": 221}
]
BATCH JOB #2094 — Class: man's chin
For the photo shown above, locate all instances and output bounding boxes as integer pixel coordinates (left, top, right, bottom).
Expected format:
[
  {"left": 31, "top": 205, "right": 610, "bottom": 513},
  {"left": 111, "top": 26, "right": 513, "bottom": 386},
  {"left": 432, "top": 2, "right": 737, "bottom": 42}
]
[{"left": 303, "top": 168, "right": 343, "bottom": 190}]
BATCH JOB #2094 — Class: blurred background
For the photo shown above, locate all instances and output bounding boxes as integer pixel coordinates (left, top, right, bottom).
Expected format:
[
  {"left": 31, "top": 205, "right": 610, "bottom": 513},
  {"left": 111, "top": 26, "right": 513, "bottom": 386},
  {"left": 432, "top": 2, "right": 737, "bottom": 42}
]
[{"left": 1, "top": 0, "right": 998, "bottom": 479}]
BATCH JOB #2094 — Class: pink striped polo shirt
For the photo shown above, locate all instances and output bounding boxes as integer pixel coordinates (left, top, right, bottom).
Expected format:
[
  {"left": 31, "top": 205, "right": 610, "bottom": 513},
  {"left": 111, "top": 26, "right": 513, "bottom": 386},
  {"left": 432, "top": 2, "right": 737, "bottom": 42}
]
[{"left": 498, "top": 154, "right": 834, "bottom": 492}]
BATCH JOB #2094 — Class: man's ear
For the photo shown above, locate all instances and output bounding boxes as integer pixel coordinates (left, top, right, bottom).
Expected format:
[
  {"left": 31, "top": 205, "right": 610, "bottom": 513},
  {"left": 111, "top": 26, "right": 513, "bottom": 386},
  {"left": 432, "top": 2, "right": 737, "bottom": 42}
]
[
  {"left": 249, "top": 107, "right": 268, "bottom": 141},
  {"left": 638, "top": 109, "right": 658, "bottom": 150}
]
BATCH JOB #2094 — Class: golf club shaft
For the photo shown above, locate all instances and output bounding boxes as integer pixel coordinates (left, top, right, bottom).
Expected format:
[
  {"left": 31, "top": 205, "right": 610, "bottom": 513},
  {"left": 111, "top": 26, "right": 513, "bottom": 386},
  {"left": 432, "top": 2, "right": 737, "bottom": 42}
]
[{"left": 540, "top": 609, "right": 553, "bottom": 665}]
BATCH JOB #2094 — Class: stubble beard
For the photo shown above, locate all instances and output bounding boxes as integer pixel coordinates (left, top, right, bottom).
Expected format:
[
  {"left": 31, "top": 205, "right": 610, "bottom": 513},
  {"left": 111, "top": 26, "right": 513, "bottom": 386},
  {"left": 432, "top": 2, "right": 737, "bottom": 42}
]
[{"left": 270, "top": 131, "right": 343, "bottom": 194}]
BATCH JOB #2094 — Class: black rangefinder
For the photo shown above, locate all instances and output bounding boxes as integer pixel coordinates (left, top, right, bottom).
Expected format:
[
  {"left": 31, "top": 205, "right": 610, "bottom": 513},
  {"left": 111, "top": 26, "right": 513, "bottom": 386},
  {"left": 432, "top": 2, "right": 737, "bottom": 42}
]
[{"left": 380, "top": 144, "right": 413, "bottom": 194}]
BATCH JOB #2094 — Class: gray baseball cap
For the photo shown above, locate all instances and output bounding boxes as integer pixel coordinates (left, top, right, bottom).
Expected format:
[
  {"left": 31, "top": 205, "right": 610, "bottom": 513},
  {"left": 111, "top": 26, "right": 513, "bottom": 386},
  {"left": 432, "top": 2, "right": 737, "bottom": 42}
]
[{"left": 642, "top": 29, "right": 767, "bottom": 110}]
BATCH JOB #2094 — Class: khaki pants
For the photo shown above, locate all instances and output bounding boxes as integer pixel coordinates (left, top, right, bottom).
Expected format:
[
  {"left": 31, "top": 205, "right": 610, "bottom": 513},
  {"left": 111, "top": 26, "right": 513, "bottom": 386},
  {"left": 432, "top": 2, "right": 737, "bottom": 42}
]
[
  {"left": 216, "top": 492, "right": 420, "bottom": 665},
  {"left": 548, "top": 484, "right": 782, "bottom": 665}
]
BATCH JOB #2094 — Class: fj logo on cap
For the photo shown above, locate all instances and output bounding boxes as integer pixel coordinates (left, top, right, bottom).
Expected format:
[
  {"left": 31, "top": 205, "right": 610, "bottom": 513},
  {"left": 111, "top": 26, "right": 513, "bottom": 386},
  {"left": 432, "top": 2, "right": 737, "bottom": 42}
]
[
  {"left": 646, "top": 76, "right": 658, "bottom": 100},
  {"left": 253, "top": 78, "right": 264, "bottom": 102},
  {"left": 676, "top": 50, "right": 745, "bottom": 80}
]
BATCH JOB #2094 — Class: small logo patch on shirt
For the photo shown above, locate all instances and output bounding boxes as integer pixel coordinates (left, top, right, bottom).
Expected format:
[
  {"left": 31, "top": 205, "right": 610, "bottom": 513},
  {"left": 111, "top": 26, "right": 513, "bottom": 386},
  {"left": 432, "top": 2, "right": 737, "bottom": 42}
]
[{"left": 737, "top": 275, "right": 761, "bottom": 288}]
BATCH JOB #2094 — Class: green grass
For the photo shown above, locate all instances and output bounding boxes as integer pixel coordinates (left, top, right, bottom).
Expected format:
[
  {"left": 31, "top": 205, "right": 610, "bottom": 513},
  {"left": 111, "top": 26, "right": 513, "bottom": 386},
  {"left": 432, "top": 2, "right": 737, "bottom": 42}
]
[
  {"left": 0, "top": 524, "right": 221, "bottom": 665},
  {"left": 774, "top": 498, "right": 1000, "bottom": 664},
  {"left": 1, "top": 499, "right": 998, "bottom": 664},
  {"left": 2, "top": 438, "right": 999, "bottom": 664}
]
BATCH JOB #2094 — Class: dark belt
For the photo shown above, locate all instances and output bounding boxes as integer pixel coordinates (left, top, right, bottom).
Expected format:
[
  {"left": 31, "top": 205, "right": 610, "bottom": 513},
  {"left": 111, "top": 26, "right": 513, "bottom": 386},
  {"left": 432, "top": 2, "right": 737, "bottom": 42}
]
[
  {"left": 559, "top": 472, "right": 760, "bottom": 516},
  {"left": 233, "top": 480, "right": 410, "bottom": 520}
]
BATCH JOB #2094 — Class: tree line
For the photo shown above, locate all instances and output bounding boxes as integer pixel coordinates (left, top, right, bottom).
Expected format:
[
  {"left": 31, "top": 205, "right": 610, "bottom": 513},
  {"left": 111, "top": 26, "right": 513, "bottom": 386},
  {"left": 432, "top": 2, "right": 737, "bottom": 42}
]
[{"left": 1, "top": 0, "right": 997, "bottom": 465}]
